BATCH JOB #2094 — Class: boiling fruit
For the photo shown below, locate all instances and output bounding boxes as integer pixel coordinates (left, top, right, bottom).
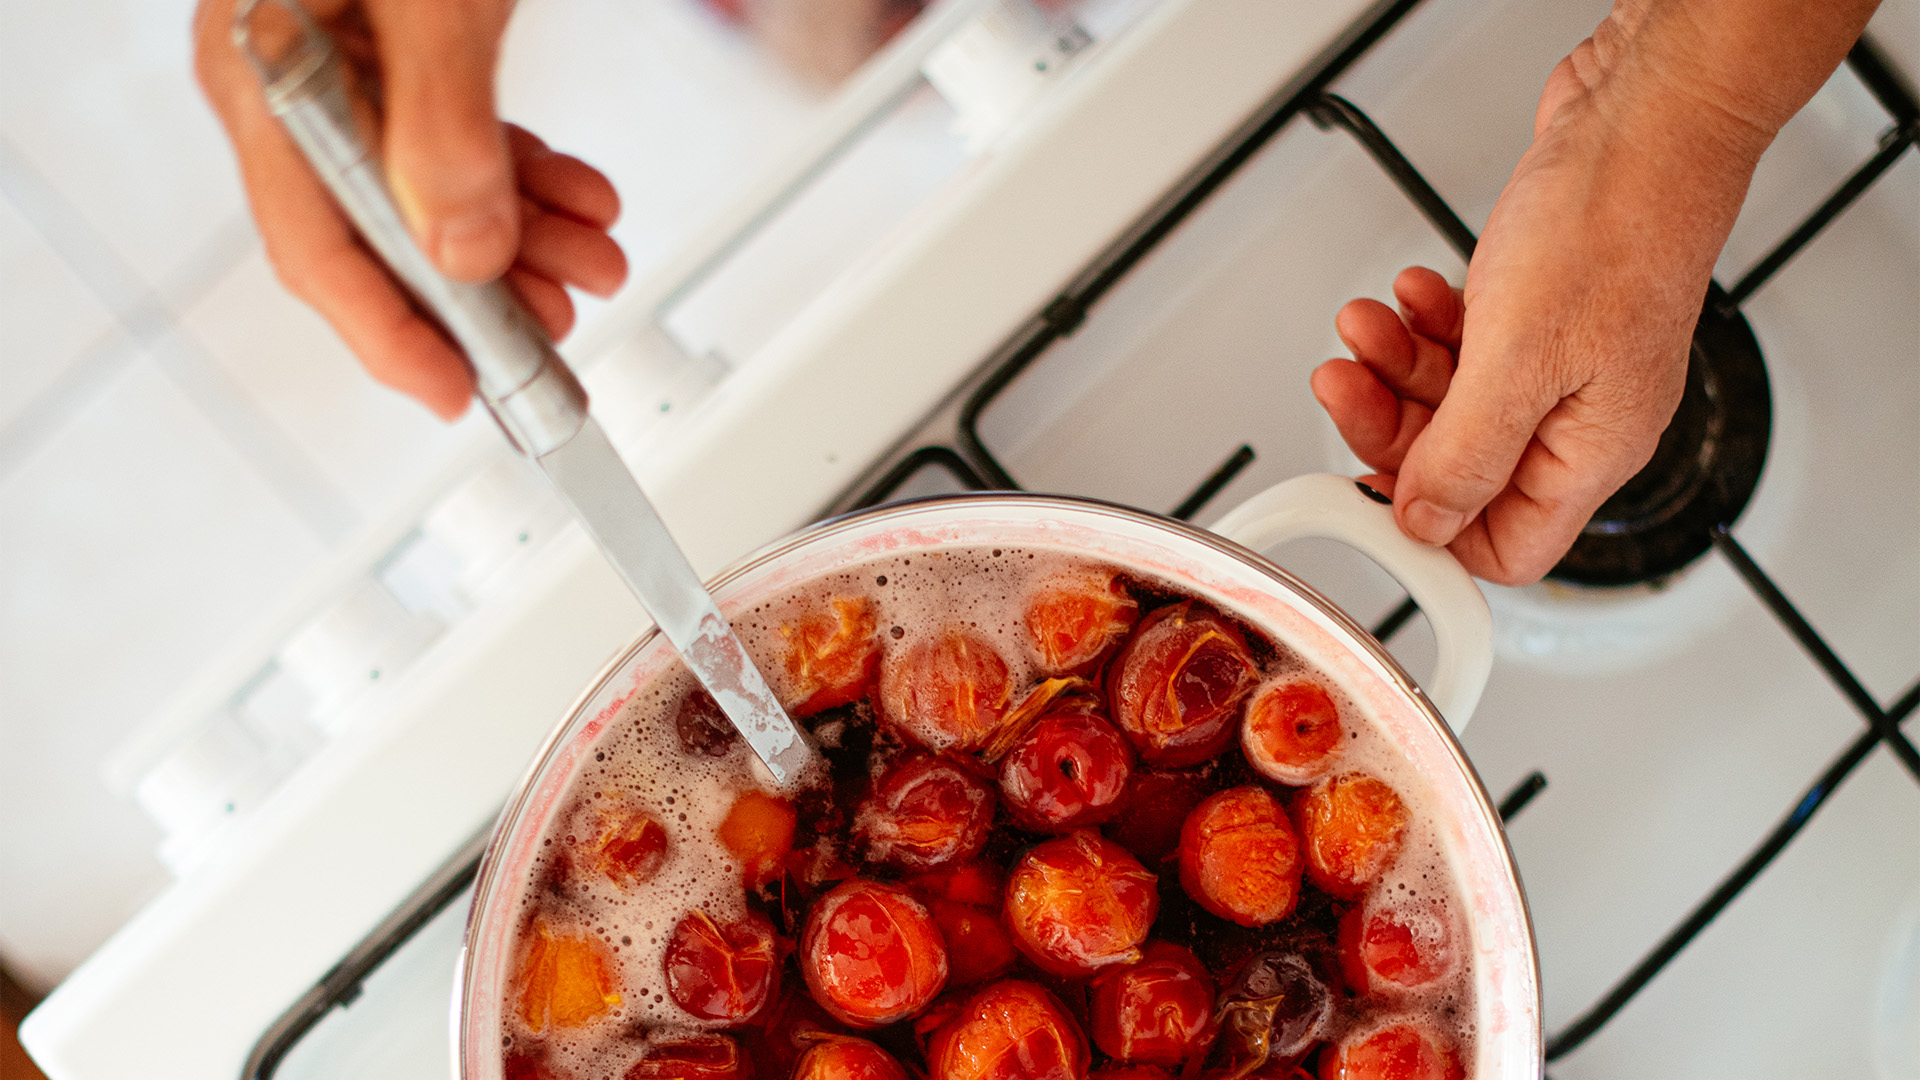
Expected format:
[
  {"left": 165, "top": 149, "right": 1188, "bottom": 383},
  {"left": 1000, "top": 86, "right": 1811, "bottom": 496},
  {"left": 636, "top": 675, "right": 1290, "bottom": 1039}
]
[
  {"left": 664, "top": 909, "right": 778, "bottom": 1022},
  {"left": 908, "top": 860, "right": 1006, "bottom": 908},
  {"left": 854, "top": 755, "right": 995, "bottom": 870},
  {"left": 999, "top": 695, "right": 1132, "bottom": 832},
  {"left": 1211, "top": 951, "right": 1331, "bottom": 1076},
  {"left": 1024, "top": 568, "right": 1139, "bottom": 674},
  {"left": 1317, "top": 1023, "right": 1461, "bottom": 1080},
  {"left": 927, "top": 980, "right": 1090, "bottom": 1080},
  {"left": 792, "top": 1035, "right": 912, "bottom": 1080},
  {"left": 1110, "top": 603, "right": 1258, "bottom": 767},
  {"left": 1106, "top": 769, "right": 1212, "bottom": 866},
  {"left": 782, "top": 597, "right": 883, "bottom": 717},
  {"left": 1179, "top": 786, "right": 1302, "bottom": 926},
  {"left": 1241, "top": 680, "right": 1343, "bottom": 785},
  {"left": 1091, "top": 1068, "right": 1175, "bottom": 1080},
  {"left": 1338, "top": 900, "right": 1453, "bottom": 992},
  {"left": 719, "top": 790, "right": 797, "bottom": 890},
  {"left": 588, "top": 801, "right": 670, "bottom": 889},
  {"left": 515, "top": 918, "right": 622, "bottom": 1033},
  {"left": 1089, "top": 941, "right": 1214, "bottom": 1065},
  {"left": 624, "top": 1035, "right": 747, "bottom": 1080},
  {"left": 881, "top": 628, "right": 1014, "bottom": 750},
  {"left": 927, "top": 899, "right": 1018, "bottom": 986},
  {"left": 1293, "top": 774, "right": 1407, "bottom": 900},
  {"left": 1005, "top": 830, "right": 1158, "bottom": 978},
  {"left": 676, "top": 690, "right": 740, "bottom": 757},
  {"left": 802, "top": 879, "right": 949, "bottom": 1027}
]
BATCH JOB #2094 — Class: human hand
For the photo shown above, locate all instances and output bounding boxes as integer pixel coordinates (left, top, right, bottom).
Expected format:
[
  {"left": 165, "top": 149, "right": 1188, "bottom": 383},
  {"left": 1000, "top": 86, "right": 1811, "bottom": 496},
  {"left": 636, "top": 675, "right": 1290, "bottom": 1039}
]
[
  {"left": 1311, "top": 0, "right": 1877, "bottom": 585},
  {"left": 194, "top": 0, "right": 629, "bottom": 421}
]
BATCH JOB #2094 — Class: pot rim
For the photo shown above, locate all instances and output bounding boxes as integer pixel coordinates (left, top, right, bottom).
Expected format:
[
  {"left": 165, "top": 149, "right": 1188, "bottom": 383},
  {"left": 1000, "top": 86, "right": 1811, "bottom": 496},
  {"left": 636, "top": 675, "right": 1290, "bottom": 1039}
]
[{"left": 458, "top": 490, "right": 1542, "bottom": 1076}]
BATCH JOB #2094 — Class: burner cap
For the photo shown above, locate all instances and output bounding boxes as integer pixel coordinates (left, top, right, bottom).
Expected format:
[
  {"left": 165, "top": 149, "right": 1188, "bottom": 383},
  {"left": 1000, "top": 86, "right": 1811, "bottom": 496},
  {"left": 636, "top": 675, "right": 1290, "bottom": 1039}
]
[{"left": 1549, "top": 283, "right": 1771, "bottom": 587}]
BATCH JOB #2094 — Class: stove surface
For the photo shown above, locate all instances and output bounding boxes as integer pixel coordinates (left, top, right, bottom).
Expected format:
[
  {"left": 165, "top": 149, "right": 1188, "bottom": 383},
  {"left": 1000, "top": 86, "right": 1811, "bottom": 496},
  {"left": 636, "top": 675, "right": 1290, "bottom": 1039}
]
[{"left": 56, "top": 0, "right": 1917, "bottom": 1076}]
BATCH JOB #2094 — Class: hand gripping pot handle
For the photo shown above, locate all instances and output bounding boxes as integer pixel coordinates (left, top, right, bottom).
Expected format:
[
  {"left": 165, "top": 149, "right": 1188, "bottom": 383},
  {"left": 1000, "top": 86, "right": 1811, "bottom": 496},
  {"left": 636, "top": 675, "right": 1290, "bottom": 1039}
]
[{"left": 1209, "top": 474, "right": 1494, "bottom": 731}]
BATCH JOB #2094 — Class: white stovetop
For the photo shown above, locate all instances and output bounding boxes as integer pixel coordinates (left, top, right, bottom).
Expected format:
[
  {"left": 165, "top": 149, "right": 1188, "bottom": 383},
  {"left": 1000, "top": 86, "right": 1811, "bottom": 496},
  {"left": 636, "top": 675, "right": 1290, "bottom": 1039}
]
[{"left": 8, "top": 0, "right": 1917, "bottom": 1077}]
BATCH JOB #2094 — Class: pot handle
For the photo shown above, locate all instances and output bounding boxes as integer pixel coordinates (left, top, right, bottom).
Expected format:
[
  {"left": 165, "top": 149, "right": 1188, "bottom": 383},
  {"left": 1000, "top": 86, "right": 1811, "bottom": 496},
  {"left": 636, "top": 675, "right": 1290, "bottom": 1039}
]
[{"left": 1208, "top": 474, "right": 1493, "bottom": 732}]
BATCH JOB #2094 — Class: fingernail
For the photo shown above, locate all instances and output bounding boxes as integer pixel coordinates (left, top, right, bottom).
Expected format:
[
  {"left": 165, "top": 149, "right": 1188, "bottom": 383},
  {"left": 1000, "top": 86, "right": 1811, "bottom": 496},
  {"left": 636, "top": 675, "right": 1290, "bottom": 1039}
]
[
  {"left": 432, "top": 206, "right": 513, "bottom": 281},
  {"left": 1402, "top": 499, "right": 1466, "bottom": 545}
]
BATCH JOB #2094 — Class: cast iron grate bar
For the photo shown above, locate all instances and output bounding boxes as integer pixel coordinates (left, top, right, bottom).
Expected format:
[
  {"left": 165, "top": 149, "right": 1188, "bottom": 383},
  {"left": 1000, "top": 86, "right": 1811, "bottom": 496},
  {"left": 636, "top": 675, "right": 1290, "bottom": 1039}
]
[
  {"left": 1497, "top": 770, "right": 1549, "bottom": 822},
  {"left": 1171, "top": 444, "right": 1256, "bottom": 521},
  {"left": 1545, "top": 668, "right": 1920, "bottom": 1059},
  {"left": 1371, "top": 596, "right": 1421, "bottom": 642},
  {"left": 1308, "top": 94, "right": 1479, "bottom": 261},
  {"left": 1723, "top": 33, "right": 1918, "bottom": 308},
  {"left": 1722, "top": 127, "right": 1915, "bottom": 308},
  {"left": 1711, "top": 527, "right": 1920, "bottom": 778},
  {"left": 851, "top": 445, "right": 994, "bottom": 509},
  {"left": 952, "top": 0, "right": 1433, "bottom": 493}
]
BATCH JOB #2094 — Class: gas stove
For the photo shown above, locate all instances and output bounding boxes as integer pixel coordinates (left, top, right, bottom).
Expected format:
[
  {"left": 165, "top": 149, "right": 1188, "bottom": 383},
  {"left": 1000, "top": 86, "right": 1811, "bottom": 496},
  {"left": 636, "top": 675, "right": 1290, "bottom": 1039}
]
[{"left": 22, "top": 0, "right": 1920, "bottom": 1077}]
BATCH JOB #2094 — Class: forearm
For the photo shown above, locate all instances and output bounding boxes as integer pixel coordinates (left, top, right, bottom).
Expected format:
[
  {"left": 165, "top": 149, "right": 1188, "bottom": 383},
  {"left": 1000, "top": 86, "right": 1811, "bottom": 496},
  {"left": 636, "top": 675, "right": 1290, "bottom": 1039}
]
[
  {"left": 1527, "top": 0, "right": 1884, "bottom": 301},
  {"left": 1620, "top": 0, "right": 1884, "bottom": 136}
]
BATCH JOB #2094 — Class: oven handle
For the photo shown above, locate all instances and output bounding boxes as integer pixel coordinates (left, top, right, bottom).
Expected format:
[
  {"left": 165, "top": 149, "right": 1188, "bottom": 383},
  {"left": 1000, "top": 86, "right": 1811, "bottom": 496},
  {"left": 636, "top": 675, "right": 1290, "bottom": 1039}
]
[{"left": 1209, "top": 473, "right": 1493, "bottom": 732}]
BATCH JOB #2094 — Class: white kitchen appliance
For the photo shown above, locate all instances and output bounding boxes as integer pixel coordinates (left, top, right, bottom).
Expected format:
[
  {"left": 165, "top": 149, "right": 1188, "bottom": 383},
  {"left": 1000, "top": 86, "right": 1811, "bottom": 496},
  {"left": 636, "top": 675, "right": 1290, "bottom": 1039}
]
[{"left": 20, "top": 0, "right": 1920, "bottom": 1076}]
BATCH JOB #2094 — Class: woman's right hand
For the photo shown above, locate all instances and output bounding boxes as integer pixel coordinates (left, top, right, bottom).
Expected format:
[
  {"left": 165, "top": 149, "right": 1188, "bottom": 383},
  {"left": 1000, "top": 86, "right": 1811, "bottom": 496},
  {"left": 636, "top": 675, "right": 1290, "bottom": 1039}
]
[{"left": 193, "top": 0, "right": 629, "bottom": 420}]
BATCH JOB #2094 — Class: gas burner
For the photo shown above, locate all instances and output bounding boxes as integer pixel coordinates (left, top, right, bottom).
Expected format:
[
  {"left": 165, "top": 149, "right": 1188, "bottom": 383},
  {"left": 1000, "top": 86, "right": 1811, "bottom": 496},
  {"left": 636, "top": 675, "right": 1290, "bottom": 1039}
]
[{"left": 1550, "top": 283, "right": 1772, "bottom": 587}]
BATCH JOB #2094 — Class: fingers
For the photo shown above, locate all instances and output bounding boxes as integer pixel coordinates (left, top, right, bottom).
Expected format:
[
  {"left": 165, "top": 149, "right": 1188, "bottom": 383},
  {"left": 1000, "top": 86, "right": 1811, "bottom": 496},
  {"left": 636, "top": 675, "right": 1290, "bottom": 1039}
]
[
  {"left": 1391, "top": 342, "right": 1561, "bottom": 552},
  {"left": 507, "top": 266, "right": 577, "bottom": 341},
  {"left": 516, "top": 197, "right": 628, "bottom": 298},
  {"left": 194, "top": 0, "right": 476, "bottom": 420},
  {"left": 365, "top": 0, "right": 519, "bottom": 281},
  {"left": 1313, "top": 267, "right": 1463, "bottom": 473},
  {"left": 509, "top": 125, "right": 623, "bottom": 229},
  {"left": 1311, "top": 359, "right": 1432, "bottom": 474},
  {"left": 1392, "top": 267, "right": 1463, "bottom": 352}
]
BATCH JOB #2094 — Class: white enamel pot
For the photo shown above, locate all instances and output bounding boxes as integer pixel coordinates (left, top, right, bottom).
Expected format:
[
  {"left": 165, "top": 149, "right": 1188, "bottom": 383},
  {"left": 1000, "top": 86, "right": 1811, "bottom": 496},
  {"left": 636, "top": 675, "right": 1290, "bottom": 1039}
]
[{"left": 455, "top": 474, "right": 1540, "bottom": 1079}]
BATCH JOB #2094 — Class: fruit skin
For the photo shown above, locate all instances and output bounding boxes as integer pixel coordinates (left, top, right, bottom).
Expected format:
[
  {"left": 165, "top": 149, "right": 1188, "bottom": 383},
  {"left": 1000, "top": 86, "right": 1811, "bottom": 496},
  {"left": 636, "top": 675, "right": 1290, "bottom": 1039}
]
[
  {"left": 881, "top": 627, "right": 1015, "bottom": 751},
  {"left": 1178, "top": 786, "right": 1303, "bottom": 927},
  {"left": 1109, "top": 603, "right": 1260, "bottom": 768},
  {"left": 676, "top": 689, "right": 741, "bottom": 757},
  {"left": 1211, "top": 951, "right": 1332, "bottom": 1076},
  {"left": 1240, "top": 679, "right": 1344, "bottom": 786},
  {"left": 782, "top": 596, "right": 884, "bottom": 718},
  {"left": 514, "top": 917, "right": 622, "bottom": 1033},
  {"left": 1337, "top": 900, "right": 1453, "bottom": 994},
  {"left": 1024, "top": 569, "right": 1139, "bottom": 675},
  {"left": 664, "top": 909, "right": 779, "bottom": 1023},
  {"left": 588, "top": 801, "right": 671, "bottom": 889},
  {"left": 1105, "top": 768, "right": 1212, "bottom": 866},
  {"left": 720, "top": 790, "right": 799, "bottom": 890},
  {"left": 791, "top": 1035, "right": 912, "bottom": 1080},
  {"left": 1317, "top": 1022, "right": 1463, "bottom": 1080},
  {"left": 854, "top": 754, "right": 996, "bottom": 871},
  {"left": 1090, "top": 1068, "right": 1176, "bottom": 1080},
  {"left": 927, "top": 898, "right": 1019, "bottom": 987},
  {"left": 1004, "top": 830, "right": 1159, "bottom": 979},
  {"left": 624, "top": 1035, "right": 748, "bottom": 1080},
  {"left": 1089, "top": 941, "right": 1215, "bottom": 1066},
  {"left": 998, "top": 697, "right": 1133, "bottom": 833},
  {"left": 927, "top": 980, "right": 1091, "bottom": 1080},
  {"left": 1291, "top": 774, "right": 1409, "bottom": 900},
  {"left": 802, "top": 879, "right": 950, "bottom": 1028}
]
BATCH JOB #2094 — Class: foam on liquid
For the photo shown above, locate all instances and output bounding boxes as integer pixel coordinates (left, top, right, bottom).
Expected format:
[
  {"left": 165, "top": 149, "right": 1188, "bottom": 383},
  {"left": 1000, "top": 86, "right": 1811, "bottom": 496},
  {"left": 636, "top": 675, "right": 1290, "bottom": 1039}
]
[{"left": 503, "top": 546, "right": 1478, "bottom": 1073}]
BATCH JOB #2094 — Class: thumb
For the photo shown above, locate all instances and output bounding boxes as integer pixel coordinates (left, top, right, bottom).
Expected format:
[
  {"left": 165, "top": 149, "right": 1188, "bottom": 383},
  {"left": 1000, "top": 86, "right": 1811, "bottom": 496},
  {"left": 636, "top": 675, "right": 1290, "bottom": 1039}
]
[
  {"left": 1392, "top": 339, "right": 1560, "bottom": 547},
  {"left": 369, "top": 0, "right": 517, "bottom": 282}
]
